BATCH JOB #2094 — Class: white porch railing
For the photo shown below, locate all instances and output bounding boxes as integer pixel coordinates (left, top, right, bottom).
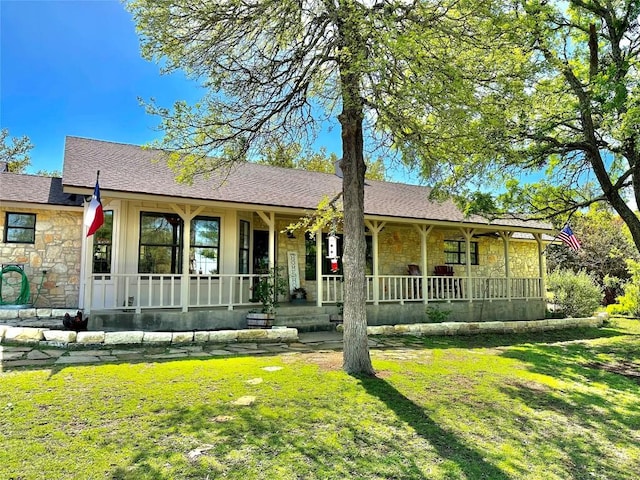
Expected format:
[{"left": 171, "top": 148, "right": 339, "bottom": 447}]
[
  {"left": 90, "top": 273, "right": 542, "bottom": 312},
  {"left": 321, "top": 275, "right": 543, "bottom": 304},
  {"left": 90, "top": 273, "right": 263, "bottom": 312}
]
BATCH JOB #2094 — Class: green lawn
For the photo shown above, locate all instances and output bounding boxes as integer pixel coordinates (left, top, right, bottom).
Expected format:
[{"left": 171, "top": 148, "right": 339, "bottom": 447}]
[{"left": 1, "top": 319, "right": 639, "bottom": 480}]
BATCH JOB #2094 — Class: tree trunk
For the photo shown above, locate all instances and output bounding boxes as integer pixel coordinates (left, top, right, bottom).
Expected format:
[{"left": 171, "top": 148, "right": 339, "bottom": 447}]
[
  {"left": 339, "top": 74, "right": 374, "bottom": 375},
  {"left": 340, "top": 108, "right": 373, "bottom": 375}
]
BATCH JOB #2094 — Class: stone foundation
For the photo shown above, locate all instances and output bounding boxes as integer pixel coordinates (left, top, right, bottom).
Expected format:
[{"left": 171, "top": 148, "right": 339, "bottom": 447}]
[{"left": 1, "top": 315, "right": 606, "bottom": 349}]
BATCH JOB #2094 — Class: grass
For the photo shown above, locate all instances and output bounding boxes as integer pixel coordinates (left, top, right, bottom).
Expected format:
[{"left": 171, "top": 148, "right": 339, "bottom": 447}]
[{"left": 1, "top": 319, "right": 639, "bottom": 479}]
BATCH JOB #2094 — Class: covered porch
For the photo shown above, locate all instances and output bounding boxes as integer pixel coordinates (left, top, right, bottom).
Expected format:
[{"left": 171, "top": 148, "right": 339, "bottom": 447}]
[{"left": 84, "top": 205, "right": 547, "bottom": 328}]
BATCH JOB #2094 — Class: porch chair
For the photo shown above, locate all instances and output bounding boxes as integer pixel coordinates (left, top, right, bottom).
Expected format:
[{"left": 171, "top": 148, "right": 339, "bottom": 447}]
[
  {"left": 432, "top": 265, "right": 459, "bottom": 298},
  {"left": 407, "top": 264, "right": 422, "bottom": 299},
  {"left": 433, "top": 265, "right": 454, "bottom": 276}
]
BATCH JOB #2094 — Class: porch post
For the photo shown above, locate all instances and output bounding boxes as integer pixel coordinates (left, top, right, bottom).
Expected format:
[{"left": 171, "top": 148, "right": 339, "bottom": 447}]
[
  {"left": 81, "top": 233, "right": 93, "bottom": 314},
  {"left": 315, "top": 230, "right": 323, "bottom": 307},
  {"left": 535, "top": 233, "right": 546, "bottom": 299},
  {"left": 499, "top": 232, "right": 513, "bottom": 301},
  {"left": 256, "top": 211, "right": 276, "bottom": 269},
  {"left": 413, "top": 224, "right": 433, "bottom": 304},
  {"left": 365, "top": 220, "right": 385, "bottom": 306},
  {"left": 171, "top": 204, "right": 204, "bottom": 313},
  {"left": 460, "top": 228, "right": 475, "bottom": 301}
]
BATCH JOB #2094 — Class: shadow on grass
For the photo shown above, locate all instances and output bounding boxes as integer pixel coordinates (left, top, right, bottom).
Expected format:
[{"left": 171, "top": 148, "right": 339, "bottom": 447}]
[
  {"left": 500, "top": 377, "right": 640, "bottom": 480},
  {"left": 496, "top": 334, "right": 640, "bottom": 479},
  {"left": 357, "top": 374, "right": 511, "bottom": 480}
]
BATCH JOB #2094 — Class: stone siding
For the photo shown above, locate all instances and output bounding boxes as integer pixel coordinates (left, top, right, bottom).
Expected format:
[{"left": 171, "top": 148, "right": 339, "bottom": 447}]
[
  {"left": 259, "top": 219, "right": 543, "bottom": 302},
  {"left": 0, "top": 207, "right": 83, "bottom": 308}
]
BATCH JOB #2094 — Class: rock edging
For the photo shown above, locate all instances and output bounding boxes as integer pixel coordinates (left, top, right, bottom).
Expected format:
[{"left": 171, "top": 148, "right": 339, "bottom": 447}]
[
  {"left": 337, "top": 315, "right": 607, "bottom": 336},
  {"left": 0, "top": 326, "right": 299, "bottom": 348},
  {"left": 1, "top": 315, "right": 608, "bottom": 348}
]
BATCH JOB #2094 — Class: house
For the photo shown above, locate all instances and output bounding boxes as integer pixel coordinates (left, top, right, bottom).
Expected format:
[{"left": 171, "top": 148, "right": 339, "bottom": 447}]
[{"left": 1, "top": 136, "right": 554, "bottom": 330}]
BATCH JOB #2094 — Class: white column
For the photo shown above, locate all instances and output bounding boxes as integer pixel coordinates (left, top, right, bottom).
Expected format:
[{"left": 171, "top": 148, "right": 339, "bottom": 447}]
[
  {"left": 499, "top": 231, "right": 513, "bottom": 301},
  {"left": 413, "top": 224, "right": 433, "bottom": 304},
  {"left": 256, "top": 211, "right": 276, "bottom": 269},
  {"left": 365, "top": 220, "right": 385, "bottom": 305},
  {"left": 316, "top": 230, "right": 323, "bottom": 306},
  {"left": 535, "top": 233, "right": 546, "bottom": 299},
  {"left": 171, "top": 203, "right": 204, "bottom": 312},
  {"left": 459, "top": 227, "right": 476, "bottom": 301}
]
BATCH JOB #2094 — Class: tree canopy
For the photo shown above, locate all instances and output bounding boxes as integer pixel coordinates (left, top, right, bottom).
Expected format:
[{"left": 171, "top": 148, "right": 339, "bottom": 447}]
[
  {"left": 257, "top": 140, "right": 386, "bottom": 180},
  {"left": 1, "top": 128, "right": 34, "bottom": 173},
  {"left": 547, "top": 205, "right": 640, "bottom": 283},
  {"left": 127, "top": 0, "right": 532, "bottom": 373},
  {"left": 433, "top": 1, "right": 640, "bottom": 251}
]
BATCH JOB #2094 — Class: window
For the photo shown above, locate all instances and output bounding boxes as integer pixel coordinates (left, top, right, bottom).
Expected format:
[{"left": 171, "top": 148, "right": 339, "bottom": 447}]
[
  {"left": 444, "top": 240, "right": 478, "bottom": 265},
  {"left": 190, "top": 216, "right": 220, "bottom": 275},
  {"left": 305, "top": 233, "right": 373, "bottom": 280},
  {"left": 92, "top": 210, "right": 113, "bottom": 273},
  {"left": 239, "top": 220, "right": 250, "bottom": 274},
  {"left": 4, "top": 213, "right": 36, "bottom": 244},
  {"left": 139, "top": 212, "right": 183, "bottom": 274},
  {"left": 138, "top": 212, "right": 221, "bottom": 274},
  {"left": 304, "top": 233, "right": 316, "bottom": 280}
]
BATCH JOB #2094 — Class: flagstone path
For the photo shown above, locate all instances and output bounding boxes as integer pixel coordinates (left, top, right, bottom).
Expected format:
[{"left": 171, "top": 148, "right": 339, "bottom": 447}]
[{"left": 0, "top": 331, "right": 391, "bottom": 371}]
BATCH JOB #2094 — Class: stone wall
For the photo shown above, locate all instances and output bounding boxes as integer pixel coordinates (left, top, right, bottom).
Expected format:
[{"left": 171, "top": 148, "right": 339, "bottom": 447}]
[{"left": 0, "top": 207, "right": 83, "bottom": 308}]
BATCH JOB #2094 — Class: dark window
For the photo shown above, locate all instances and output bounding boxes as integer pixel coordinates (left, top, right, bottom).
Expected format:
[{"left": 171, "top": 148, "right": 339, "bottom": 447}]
[
  {"left": 139, "top": 212, "right": 183, "bottom": 274},
  {"left": 138, "top": 212, "right": 221, "bottom": 274},
  {"left": 305, "top": 233, "right": 316, "bottom": 280},
  {"left": 190, "top": 216, "right": 220, "bottom": 274},
  {"left": 305, "top": 233, "right": 372, "bottom": 279},
  {"left": 92, "top": 210, "right": 113, "bottom": 273},
  {"left": 239, "top": 220, "right": 250, "bottom": 274},
  {"left": 4, "top": 213, "right": 36, "bottom": 244},
  {"left": 444, "top": 240, "right": 478, "bottom": 265}
]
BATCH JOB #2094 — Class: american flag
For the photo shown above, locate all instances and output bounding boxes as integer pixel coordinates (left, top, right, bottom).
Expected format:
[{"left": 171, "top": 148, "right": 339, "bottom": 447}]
[{"left": 558, "top": 224, "right": 581, "bottom": 251}]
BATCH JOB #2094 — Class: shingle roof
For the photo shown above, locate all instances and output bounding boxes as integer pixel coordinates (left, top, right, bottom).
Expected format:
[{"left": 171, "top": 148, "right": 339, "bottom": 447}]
[
  {"left": 62, "top": 136, "right": 551, "bottom": 231},
  {"left": 0, "top": 173, "right": 83, "bottom": 207}
]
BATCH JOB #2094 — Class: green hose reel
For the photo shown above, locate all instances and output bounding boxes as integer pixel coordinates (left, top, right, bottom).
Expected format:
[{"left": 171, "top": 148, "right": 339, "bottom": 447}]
[{"left": 0, "top": 264, "right": 31, "bottom": 306}]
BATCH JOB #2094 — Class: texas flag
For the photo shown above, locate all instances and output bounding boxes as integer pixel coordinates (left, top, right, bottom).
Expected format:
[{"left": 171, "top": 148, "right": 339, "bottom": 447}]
[{"left": 85, "top": 179, "right": 104, "bottom": 237}]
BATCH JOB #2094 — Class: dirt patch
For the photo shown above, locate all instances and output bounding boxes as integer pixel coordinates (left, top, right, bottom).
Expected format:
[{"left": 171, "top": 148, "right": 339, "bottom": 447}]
[
  {"left": 283, "top": 351, "right": 344, "bottom": 371},
  {"left": 586, "top": 361, "right": 640, "bottom": 383}
]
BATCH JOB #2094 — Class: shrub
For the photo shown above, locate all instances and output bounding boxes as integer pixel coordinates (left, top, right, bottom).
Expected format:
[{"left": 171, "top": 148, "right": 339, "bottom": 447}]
[
  {"left": 602, "top": 275, "right": 625, "bottom": 305},
  {"left": 606, "top": 260, "right": 640, "bottom": 317},
  {"left": 546, "top": 269, "right": 602, "bottom": 318},
  {"left": 426, "top": 306, "right": 451, "bottom": 323}
]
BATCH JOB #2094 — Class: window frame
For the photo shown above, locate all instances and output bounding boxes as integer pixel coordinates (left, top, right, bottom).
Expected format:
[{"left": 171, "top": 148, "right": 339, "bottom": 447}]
[
  {"left": 137, "top": 212, "right": 222, "bottom": 275},
  {"left": 190, "top": 215, "right": 221, "bottom": 275},
  {"left": 138, "top": 212, "right": 184, "bottom": 274},
  {"left": 92, "top": 210, "right": 113, "bottom": 274},
  {"left": 3, "top": 212, "right": 36, "bottom": 244},
  {"left": 444, "top": 239, "right": 479, "bottom": 265},
  {"left": 238, "top": 220, "right": 250, "bottom": 274}
]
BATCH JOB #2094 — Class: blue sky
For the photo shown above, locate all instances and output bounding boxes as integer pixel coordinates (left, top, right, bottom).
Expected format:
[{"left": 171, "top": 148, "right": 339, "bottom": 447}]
[{"left": 0, "top": 0, "right": 347, "bottom": 175}]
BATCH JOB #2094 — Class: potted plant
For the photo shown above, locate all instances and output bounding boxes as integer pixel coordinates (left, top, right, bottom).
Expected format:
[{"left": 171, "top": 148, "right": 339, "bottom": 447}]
[
  {"left": 246, "top": 266, "right": 288, "bottom": 328},
  {"left": 290, "top": 287, "right": 307, "bottom": 304}
]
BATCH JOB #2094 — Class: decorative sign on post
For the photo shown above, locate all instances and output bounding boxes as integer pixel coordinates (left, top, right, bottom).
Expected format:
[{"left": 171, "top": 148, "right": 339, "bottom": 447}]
[
  {"left": 287, "top": 251, "right": 300, "bottom": 291},
  {"left": 327, "top": 234, "right": 338, "bottom": 258},
  {"left": 327, "top": 234, "right": 339, "bottom": 273}
]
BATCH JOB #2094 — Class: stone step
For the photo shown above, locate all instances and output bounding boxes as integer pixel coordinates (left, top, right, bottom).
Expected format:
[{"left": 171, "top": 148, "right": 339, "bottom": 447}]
[{"left": 274, "top": 314, "right": 334, "bottom": 332}]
